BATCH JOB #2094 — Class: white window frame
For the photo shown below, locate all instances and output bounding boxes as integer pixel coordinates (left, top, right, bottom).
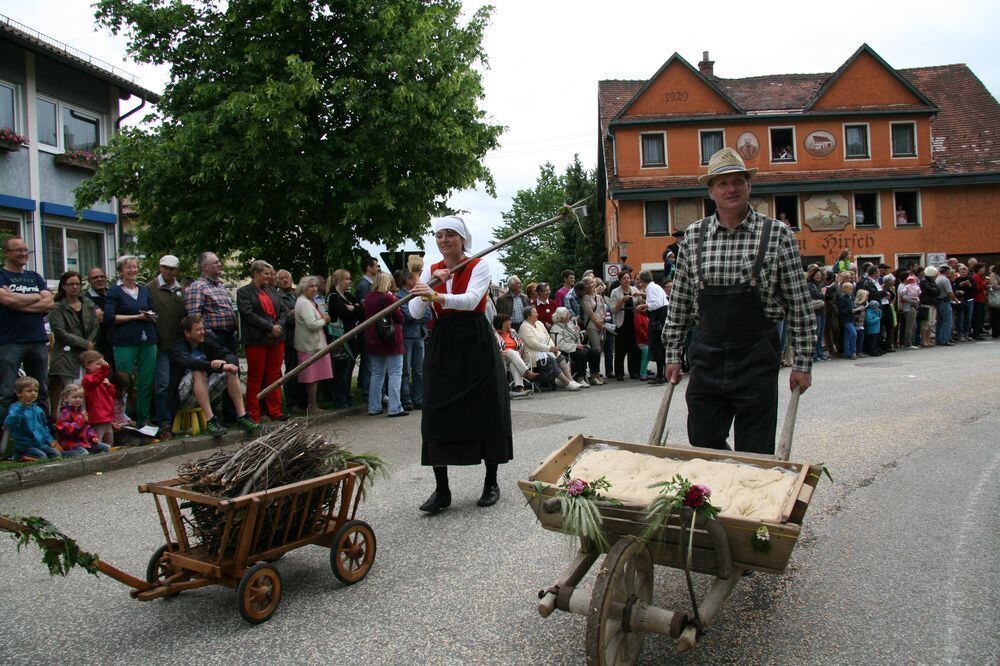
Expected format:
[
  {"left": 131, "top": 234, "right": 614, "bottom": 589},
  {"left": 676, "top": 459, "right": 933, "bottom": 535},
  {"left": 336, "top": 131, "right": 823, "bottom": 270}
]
[
  {"left": 35, "top": 94, "right": 104, "bottom": 155},
  {"left": 698, "top": 128, "right": 726, "bottom": 165},
  {"left": 890, "top": 121, "right": 918, "bottom": 159},
  {"left": 0, "top": 78, "right": 21, "bottom": 134},
  {"left": 892, "top": 190, "right": 922, "bottom": 228},
  {"left": 842, "top": 122, "right": 871, "bottom": 160},
  {"left": 768, "top": 126, "right": 797, "bottom": 164},
  {"left": 40, "top": 217, "right": 110, "bottom": 280},
  {"left": 643, "top": 200, "right": 670, "bottom": 237},
  {"left": 854, "top": 254, "right": 885, "bottom": 269},
  {"left": 894, "top": 253, "right": 925, "bottom": 270},
  {"left": 639, "top": 131, "right": 667, "bottom": 169},
  {"left": 852, "top": 191, "right": 881, "bottom": 229}
]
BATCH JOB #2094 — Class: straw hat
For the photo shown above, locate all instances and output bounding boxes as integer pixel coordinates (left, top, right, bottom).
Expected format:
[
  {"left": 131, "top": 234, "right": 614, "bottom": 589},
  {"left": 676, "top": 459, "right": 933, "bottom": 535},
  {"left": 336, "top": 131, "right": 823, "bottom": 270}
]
[{"left": 698, "top": 147, "right": 758, "bottom": 186}]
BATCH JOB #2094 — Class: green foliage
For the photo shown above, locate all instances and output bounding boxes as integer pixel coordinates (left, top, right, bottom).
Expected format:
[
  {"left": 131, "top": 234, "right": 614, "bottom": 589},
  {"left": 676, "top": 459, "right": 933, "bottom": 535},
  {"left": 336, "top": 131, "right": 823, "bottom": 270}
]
[
  {"left": 491, "top": 155, "right": 604, "bottom": 284},
  {"left": 3, "top": 514, "right": 101, "bottom": 577},
  {"left": 76, "top": 0, "right": 503, "bottom": 277}
]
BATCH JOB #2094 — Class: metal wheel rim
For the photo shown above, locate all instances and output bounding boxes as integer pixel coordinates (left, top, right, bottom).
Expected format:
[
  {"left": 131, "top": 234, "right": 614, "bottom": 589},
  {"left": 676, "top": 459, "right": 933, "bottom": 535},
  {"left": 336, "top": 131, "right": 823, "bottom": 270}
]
[
  {"left": 335, "top": 524, "right": 373, "bottom": 582},
  {"left": 585, "top": 536, "right": 654, "bottom": 666}
]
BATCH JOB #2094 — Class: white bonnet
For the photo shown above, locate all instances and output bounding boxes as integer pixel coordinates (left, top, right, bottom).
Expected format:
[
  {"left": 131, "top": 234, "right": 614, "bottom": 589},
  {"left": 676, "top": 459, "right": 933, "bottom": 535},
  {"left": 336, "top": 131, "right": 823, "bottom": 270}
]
[{"left": 432, "top": 216, "right": 471, "bottom": 250}]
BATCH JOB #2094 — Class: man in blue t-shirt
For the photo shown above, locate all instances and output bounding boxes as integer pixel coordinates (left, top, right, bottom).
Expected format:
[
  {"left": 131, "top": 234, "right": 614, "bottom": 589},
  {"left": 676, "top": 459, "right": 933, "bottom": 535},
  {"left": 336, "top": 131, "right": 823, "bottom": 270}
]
[{"left": 0, "top": 236, "right": 54, "bottom": 424}]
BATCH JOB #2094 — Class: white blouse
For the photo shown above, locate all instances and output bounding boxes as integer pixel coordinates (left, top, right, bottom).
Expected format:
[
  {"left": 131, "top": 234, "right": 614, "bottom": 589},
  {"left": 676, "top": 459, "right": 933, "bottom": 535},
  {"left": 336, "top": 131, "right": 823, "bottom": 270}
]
[{"left": 408, "top": 257, "right": 492, "bottom": 318}]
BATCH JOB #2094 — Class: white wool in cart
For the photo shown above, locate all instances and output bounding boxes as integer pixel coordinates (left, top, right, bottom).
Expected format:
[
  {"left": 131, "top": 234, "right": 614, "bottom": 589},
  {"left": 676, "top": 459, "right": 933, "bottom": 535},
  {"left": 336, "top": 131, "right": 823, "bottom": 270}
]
[{"left": 569, "top": 449, "right": 797, "bottom": 522}]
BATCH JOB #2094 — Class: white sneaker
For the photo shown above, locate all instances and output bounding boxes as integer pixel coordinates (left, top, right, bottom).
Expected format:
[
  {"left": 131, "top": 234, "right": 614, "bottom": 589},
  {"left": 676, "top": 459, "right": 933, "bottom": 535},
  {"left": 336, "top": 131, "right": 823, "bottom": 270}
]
[
  {"left": 576, "top": 378, "right": 591, "bottom": 388},
  {"left": 566, "top": 381, "right": 582, "bottom": 391}
]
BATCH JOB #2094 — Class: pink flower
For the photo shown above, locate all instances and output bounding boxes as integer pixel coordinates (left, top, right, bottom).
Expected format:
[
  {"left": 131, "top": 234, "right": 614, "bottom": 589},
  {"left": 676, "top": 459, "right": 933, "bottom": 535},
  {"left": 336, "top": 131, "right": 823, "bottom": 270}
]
[
  {"left": 565, "top": 479, "right": 588, "bottom": 498},
  {"left": 684, "top": 484, "right": 711, "bottom": 508}
]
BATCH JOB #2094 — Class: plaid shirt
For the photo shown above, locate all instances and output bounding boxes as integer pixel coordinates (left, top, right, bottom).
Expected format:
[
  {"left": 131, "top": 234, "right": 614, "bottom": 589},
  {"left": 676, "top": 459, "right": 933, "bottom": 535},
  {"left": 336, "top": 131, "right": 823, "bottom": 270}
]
[
  {"left": 662, "top": 208, "right": 816, "bottom": 373},
  {"left": 184, "top": 274, "right": 237, "bottom": 333}
]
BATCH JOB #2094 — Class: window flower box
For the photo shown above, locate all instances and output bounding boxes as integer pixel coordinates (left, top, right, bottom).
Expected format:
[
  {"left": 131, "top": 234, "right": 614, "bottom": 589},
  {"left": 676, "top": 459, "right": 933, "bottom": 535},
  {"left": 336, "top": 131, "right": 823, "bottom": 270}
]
[
  {"left": 54, "top": 150, "right": 99, "bottom": 172},
  {"left": 0, "top": 127, "right": 27, "bottom": 152}
]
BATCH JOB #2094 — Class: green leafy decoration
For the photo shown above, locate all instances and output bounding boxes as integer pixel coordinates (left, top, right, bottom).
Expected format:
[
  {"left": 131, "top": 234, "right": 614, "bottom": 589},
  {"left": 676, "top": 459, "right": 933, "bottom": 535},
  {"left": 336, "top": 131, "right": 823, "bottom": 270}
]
[
  {"left": 640, "top": 474, "right": 721, "bottom": 542},
  {"left": 554, "top": 468, "right": 620, "bottom": 551},
  {"left": 2, "top": 514, "right": 101, "bottom": 577},
  {"left": 811, "top": 463, "right": 834, "bottom": 483},
  {"left": 751, "top": 525, "right": 772, "bottom": 554}
]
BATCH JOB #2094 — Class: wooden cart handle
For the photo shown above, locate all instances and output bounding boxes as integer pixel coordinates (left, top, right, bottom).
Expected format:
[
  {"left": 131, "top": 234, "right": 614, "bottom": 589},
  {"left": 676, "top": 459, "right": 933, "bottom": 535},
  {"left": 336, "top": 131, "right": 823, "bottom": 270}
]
[
  {"left": 775, "top": 386, "right": 801, "bottom": 462},
  {"left": 646, "top": 382, "right": 675, "bottom": 447}
]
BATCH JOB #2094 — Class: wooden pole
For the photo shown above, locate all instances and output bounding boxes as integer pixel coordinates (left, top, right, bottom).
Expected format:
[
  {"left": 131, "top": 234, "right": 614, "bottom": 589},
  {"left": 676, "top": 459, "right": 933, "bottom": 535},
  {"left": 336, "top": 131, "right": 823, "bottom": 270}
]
[
  {"left": 646, "top": 382, "right": 675, "bottom": 447},
  {"left": 775, "top": 386, "right": 801, "bottom": 461},
  {"left": 258, "top": 200, "right": 590, "bottom": 400}
]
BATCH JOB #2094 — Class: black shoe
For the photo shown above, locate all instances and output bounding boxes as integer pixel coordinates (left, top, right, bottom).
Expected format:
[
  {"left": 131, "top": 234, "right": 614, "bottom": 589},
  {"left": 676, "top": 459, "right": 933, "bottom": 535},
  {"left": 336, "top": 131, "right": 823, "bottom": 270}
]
[
  {"left": 477, "top": 483, "right": 500, "bottom": 507},
  {"left": 388, "top": 411, "right": 409, "bottom": 418},
  {"left": 419, "top": 491, "right": 451, "bottom": 514},
  {"left": 647, "top": 377, "right": 666, "bottom": 386}
]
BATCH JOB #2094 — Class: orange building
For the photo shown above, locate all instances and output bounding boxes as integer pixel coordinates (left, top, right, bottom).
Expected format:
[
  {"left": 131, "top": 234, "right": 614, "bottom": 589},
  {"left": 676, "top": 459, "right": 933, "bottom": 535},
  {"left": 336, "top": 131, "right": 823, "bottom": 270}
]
[{"left": 597, "top": 44, "right": 1000, "bottom": 273}]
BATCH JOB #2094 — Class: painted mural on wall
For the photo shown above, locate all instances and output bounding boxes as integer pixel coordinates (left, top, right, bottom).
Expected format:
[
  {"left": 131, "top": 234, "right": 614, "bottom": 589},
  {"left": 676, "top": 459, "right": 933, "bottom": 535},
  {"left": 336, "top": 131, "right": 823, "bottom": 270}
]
[
  {"left": 749, "top": 196, "right": 771, "bottom": 218},
  {"left": 672, "top": 198, "right": 701, "bottom": 232},
  {"left": 804, "top": 130, "right": 837, "bottom": 157},
  {"left": 736, "top": 131, "right": 759, "bottom": 160},
  {"left": 803, "top": 193, "right": 850, "bottom": 231}
]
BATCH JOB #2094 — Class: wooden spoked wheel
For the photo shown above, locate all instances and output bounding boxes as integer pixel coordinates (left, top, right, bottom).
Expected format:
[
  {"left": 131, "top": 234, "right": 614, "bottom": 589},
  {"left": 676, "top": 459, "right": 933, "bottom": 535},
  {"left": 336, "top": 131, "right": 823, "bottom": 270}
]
[
  {"left": 145, "top": 544, "right": 179, "bottom": 590},
  {"left": 585, "top": 536, "right": 655, "bottom": 666},
  {"left": 237, "top": 563, "right": 283, "bottom": 624},
  {"left": 330, "top": 520, "right": 377, "bottom": 585}
]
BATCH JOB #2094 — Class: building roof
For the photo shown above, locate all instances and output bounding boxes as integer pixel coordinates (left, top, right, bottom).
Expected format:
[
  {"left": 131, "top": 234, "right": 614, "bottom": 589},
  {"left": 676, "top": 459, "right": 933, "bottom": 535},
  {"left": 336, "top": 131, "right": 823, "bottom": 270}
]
[
  {"left": 599, "top": 57, "right": 1000, "bottom": 196},
  {"left": 0, "top": 14, "right": 160, "bottom": 103}
]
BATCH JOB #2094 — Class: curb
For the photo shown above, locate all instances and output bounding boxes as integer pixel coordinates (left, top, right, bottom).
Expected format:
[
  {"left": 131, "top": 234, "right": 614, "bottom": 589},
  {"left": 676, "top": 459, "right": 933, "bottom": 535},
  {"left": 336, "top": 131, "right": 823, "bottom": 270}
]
[{"left": 0, "top": 405, "right": 367, "bottom": 495}]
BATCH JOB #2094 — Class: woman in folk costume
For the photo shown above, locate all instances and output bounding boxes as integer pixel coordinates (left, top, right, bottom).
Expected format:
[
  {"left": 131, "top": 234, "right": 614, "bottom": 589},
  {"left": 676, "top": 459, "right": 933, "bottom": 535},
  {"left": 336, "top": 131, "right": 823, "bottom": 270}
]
[{"left": 409, "top": 216, "right": 513, "bottom": 514}]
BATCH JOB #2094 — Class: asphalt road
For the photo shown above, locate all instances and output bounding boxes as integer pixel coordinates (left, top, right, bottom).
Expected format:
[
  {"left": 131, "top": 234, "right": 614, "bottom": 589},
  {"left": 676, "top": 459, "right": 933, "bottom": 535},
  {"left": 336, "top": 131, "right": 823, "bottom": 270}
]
[{"left": 1, "top": 341, "right": 997, "bottom": 664}]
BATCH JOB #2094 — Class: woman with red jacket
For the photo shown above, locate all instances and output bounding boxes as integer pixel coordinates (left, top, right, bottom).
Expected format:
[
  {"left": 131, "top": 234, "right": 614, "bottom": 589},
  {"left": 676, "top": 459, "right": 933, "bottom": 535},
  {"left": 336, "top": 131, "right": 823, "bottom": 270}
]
[{"left": 363, "top": 272, "right": 406, "bottom": 417}]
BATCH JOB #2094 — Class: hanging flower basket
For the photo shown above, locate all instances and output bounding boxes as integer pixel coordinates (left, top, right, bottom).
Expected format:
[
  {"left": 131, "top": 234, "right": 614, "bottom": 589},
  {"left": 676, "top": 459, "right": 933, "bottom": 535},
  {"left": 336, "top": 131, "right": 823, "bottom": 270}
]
[
  {"left": 54, "top": 150, "right": 99, "bottom": 172},
  {"left": 0, "top": 127, "right": 27, "bottom": 152}
]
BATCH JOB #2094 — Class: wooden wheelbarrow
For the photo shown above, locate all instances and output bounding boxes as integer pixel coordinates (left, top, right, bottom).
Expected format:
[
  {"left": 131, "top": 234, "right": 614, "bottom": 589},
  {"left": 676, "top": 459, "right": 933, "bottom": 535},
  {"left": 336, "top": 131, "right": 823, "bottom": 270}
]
[{"left": 519, "top": 385, "right": 819, "bottom": 663}]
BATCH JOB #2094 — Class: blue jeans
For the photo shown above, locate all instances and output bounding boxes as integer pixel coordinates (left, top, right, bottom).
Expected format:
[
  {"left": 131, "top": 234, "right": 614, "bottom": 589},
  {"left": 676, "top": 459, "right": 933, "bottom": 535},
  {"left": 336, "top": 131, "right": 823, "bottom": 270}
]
[
  {"left": 17, "top": 445, "right": 61, "bottom": 460},
  {"left": 368, "top": 354, "right": 403, "bottom": 415},
  {"left": 936, "top": 301, "right": 953, "bottom": 344},
  {"left": 61, "top": 447, "right": 89, "bottom": 457},
  {"left": 400, "top": 337, "right": 425, "bottom": 408},
  {"left": 0, "top": 342, "right": 49, "bottom": 423},
  {"left": 154, "top": 350, "right": 173, "bottom": 428},
  {"left": 842, "top": 322, "right": 857, "bottom": 357},
  {"left": 955, "top": 300, "right": 973, "bottom": 337},
  {"left": 813, "top": 313, "right": 826, "bottom": 360}
]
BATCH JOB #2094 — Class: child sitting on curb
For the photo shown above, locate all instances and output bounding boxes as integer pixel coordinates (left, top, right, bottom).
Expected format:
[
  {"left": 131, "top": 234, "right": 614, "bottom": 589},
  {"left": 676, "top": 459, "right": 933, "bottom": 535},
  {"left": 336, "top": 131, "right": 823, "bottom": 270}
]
[
  {"left": 4, "top": 376, "right": 62, "bottom": 461},
  {"left": 55, "top": 383, "right": 111, "bottom": 455}
]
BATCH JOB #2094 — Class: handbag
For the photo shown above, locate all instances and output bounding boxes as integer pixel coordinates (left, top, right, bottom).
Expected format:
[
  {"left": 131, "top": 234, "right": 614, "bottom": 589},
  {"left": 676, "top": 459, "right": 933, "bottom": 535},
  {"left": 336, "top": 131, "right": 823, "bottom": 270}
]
[
  {"left": 989, "top": 288, "right": 1000, "bottom": 309},
  {"left": 811, "top": 299, "right": 825, "bottom": 311}
]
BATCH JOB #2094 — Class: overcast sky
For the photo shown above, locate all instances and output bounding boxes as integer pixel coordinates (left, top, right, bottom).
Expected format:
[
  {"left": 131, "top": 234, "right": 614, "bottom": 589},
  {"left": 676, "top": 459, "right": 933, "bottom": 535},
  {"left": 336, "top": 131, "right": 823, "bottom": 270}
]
[{"left": 3, "top": 0, "right": 998, "bottom": 277}]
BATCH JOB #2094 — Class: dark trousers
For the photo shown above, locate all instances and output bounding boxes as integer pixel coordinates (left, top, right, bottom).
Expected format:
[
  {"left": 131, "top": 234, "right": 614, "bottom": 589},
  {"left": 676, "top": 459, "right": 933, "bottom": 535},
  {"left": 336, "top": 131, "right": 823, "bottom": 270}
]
[
  {"left": 685, "top": 331, "right": 779, "bottom": 455},
  {"left": 648, "top": 307, "right": 666, "bottom": 378},
  {"left": 971, "top": 302, "right": 986, "bottom": 338},
  {"left": 212, "top": 329, "right": 239, "bottom": 422},
  {"left": 614, "top": 319, "right": 640, "bottom": 378},
  {"left": 332, "top": 353, "right": 355, "bottom": 408},
  {"left": 0, "top": 342, "right": 49, "bottom": 423},
  {"left": 567, "top": 347, "right": 601, "bottom": 379},
  {"left": 283, "top": 342, "right": 306, "bottom": 410}
]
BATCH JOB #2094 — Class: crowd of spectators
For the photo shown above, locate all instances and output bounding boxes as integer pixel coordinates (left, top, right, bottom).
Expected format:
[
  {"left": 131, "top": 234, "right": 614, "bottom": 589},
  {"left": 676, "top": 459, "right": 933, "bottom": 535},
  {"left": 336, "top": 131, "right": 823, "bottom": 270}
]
[
  {"left": 2, "top": 229, "right": 998, "bottom": 460},
  {"left": 0, "top": 235, "right": 437, "bottom": 460}
]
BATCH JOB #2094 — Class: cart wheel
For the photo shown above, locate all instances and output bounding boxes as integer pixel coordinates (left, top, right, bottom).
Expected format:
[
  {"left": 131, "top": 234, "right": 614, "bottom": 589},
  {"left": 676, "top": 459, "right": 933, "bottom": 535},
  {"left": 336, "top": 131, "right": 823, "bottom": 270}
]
[
  {"left": 145, "top": 544, "right": 178, "bottom": 586},
  {"left": 585, "top": 536, "right": 654, "bottom": 666},
  {"left": 330, "top": 519, "right": 376, "bottom": 585},
  {"left": 237, "top": 563, "right": 282, "bottom": 624}
]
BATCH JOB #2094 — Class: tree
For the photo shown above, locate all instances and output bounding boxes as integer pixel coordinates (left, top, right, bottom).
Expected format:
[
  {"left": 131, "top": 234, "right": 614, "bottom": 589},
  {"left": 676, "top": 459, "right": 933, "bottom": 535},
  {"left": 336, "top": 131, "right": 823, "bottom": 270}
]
[
  {"left": 491, "top": 155, "right": 605, "bottom": 284},
  {"left": 76, "top": 0, "right": 503, "bottom": 277}
]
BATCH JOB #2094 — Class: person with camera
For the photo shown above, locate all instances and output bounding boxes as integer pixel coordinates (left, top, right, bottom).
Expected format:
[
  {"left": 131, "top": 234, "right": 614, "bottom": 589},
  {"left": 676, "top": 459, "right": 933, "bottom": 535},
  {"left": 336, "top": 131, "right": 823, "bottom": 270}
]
[
  {"left": 104, "top": 255, "right": 158, "bottom": 428},
  {"left": 610, "top": 271, "right": 641, "bottom": 380}
]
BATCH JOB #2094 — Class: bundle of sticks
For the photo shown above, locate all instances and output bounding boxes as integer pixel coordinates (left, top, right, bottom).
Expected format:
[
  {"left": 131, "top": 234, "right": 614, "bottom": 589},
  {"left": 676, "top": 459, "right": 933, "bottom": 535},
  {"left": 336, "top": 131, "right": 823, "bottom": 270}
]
[{"left": 177, "top": 422, "right": 385, "bottom": 553}]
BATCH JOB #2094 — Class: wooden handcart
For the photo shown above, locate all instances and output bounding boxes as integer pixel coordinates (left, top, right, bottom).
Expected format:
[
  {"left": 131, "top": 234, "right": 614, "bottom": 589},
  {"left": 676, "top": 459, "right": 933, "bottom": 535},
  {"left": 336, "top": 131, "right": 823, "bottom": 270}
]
[
  {"left": 1, "top": 463, "right": 376, "bottom": 624},
  {"left": 519, "top": 386, "right": 821, "bottom": 663}
]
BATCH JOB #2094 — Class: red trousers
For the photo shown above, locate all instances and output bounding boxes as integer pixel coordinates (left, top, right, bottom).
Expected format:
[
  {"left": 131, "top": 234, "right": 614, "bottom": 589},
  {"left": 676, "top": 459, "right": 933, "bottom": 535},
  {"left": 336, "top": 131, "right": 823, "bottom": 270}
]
[{"left": 245, "top": 344, "right": 284, "bottom": 421}]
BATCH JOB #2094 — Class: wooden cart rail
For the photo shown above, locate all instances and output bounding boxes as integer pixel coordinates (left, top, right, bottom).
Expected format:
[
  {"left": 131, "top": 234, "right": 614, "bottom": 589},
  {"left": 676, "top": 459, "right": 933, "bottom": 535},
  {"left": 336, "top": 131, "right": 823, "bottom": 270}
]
[{"left": 519, "top": 435, "right": 819, "bottom": 573}]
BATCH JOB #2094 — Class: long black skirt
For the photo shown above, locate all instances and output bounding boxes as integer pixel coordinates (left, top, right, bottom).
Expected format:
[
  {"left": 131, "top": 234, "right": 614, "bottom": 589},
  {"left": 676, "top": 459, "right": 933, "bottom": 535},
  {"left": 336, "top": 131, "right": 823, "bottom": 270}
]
[{"left": 421, "top": 311, "right": 513, "bottom": 466}]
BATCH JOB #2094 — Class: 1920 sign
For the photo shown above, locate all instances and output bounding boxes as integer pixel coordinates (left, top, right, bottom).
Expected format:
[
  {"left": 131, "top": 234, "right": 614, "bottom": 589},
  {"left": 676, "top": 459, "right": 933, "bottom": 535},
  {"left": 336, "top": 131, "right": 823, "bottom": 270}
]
[{"left": 665, "top": 91, "right": 689, "bottom": 102}]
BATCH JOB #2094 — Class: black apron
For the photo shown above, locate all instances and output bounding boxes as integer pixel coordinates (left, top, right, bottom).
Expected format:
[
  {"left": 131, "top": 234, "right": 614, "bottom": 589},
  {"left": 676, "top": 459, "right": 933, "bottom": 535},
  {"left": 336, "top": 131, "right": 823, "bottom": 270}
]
[
  {"left": 421, "top": 311, "right": 513, "bottom": 466},
  {"left": 685, "top": 217, "right": 780, "bottom": 454}
]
